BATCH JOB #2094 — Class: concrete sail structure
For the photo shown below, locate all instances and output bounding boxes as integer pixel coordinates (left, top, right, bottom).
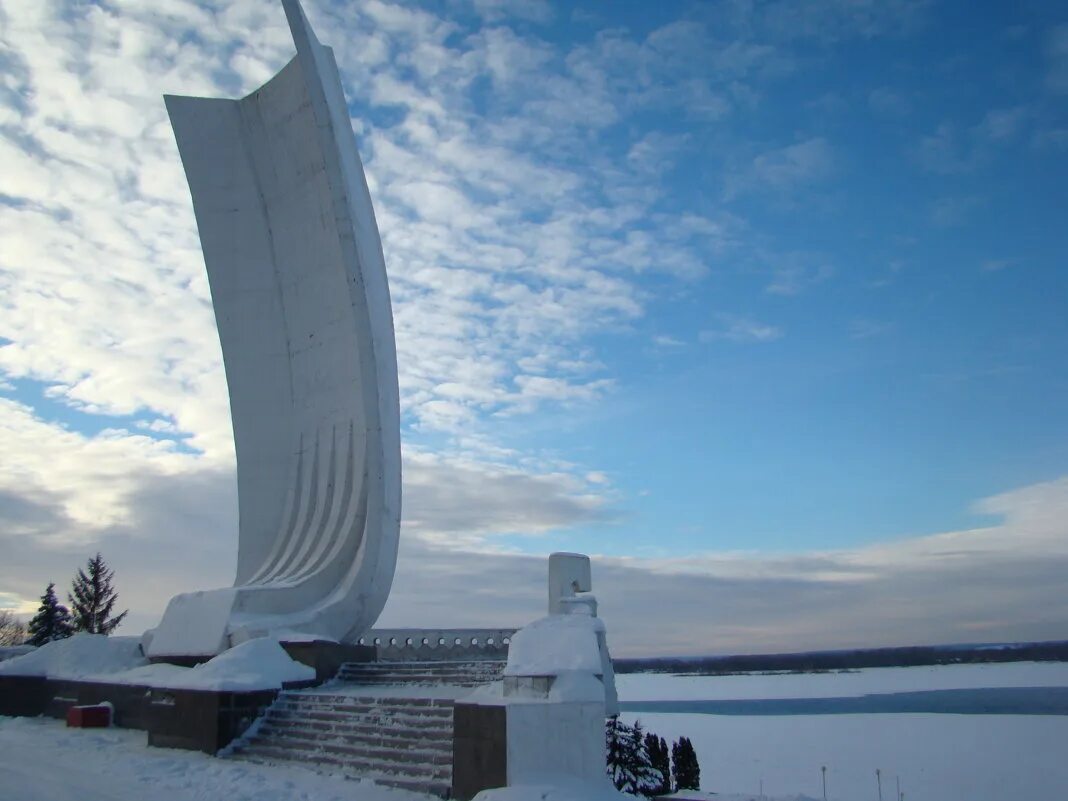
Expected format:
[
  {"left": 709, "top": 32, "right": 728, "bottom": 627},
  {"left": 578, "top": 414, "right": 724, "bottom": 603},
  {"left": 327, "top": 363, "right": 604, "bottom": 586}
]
[{"left": 145, "top": 0, "right": 400, "bottom": 658}]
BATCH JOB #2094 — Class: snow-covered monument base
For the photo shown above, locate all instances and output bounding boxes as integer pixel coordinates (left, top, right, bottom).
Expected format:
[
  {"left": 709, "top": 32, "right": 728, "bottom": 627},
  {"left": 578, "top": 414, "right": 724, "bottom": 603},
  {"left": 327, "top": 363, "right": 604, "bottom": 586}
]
[
  {"left": 0, "top": 553, "right": 624, "bottom": 800},
  {"left": 452, "top": 553, "right": 621, "bottom": 800}
]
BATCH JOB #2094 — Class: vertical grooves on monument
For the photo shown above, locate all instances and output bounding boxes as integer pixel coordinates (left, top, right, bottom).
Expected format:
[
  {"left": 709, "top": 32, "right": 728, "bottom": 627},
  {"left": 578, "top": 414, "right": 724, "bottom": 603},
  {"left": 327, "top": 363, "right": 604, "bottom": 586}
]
[
  {"left": 256, "top": 432, "right": 321, "bottom": 584},
  {"left": 266, "top": 430, "right": 323, "bottom": 582},
  {"left": 290, "top": 421, "right": 361, "bottom": 583},
  {"left": 318, "top": 440, "right": 370, "bottom": 581},
  {"left": 248, "top": 436, "right": 306, "bottom": 585},
  {"left": 282, "top": 423, "right": 340, "bottom": 580}
]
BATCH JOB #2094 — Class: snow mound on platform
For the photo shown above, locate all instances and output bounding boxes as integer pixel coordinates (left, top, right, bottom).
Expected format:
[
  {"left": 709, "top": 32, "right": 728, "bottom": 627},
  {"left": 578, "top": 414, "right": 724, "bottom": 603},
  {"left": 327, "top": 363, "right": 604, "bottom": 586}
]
[
  {"left": 0, "top": 634, "right": 314, "bottom": 691},
  {"left": 170, "top": 637, "right": 315, "bottom": 691},
  {"left": 0, "top": 634, "right": 145, "bottom": 678},
  {"left": 104, "top": 637, "right": 316, "bottom": 691},
  {"left": 505, "top": 614, "right": 604, "bottom": 676},
  {"left": 0, "top": 645, "right": 36, "bottom": 663}
]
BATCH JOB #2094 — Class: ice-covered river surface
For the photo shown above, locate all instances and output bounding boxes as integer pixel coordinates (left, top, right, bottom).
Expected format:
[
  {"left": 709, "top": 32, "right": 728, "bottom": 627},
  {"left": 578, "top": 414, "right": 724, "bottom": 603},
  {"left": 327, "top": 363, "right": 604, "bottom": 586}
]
[{"left": 616, "top": 661, "right": 1068, "bottom": 801}]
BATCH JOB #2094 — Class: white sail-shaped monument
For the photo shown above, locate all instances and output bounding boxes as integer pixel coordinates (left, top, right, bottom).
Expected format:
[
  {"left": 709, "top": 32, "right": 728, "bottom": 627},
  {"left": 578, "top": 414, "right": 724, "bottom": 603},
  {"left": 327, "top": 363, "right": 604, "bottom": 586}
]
[{"left": 145, "top": 0, "right": 400, "bottom": 659}]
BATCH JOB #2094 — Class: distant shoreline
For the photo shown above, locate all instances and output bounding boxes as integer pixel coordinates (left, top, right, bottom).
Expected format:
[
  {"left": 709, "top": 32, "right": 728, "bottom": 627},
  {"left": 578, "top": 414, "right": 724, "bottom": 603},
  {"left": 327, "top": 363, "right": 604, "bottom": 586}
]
[
  {"left": 614, "top": 639, "right": 1068, "bottom": 674},
  {"left": 621, "top": 686, "right": 1068, "bottom": 716}
]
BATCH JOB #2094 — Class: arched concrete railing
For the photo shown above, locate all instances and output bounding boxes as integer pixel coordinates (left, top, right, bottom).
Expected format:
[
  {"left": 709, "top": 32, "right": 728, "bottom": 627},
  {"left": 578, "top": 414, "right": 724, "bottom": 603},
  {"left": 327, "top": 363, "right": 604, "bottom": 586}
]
[{"left": 361, "top": 629, "right": 517, "bottom": 662}]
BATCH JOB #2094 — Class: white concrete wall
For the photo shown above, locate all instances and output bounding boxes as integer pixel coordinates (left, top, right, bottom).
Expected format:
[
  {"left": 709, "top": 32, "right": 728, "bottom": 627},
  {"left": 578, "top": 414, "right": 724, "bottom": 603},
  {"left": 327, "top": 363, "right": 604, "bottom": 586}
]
[
  {"left": 146, "top": 0, "right": 400, "bottom": 658},
  {"left": 505, "top": 701, "right": 609, "bottom": 786}
]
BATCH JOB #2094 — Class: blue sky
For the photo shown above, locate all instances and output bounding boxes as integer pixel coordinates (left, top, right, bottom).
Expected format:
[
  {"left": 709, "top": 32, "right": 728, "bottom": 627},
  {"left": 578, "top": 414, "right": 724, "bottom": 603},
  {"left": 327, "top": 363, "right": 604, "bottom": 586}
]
[{"left": 1, "top": 0, "right": 1067, "bottom": 654}]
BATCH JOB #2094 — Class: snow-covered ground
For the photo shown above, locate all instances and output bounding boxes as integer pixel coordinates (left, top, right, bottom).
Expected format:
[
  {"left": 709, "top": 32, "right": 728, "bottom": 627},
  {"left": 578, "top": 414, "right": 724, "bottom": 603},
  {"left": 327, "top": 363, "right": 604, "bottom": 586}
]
[
  {"left": 0, "top": 715, "right": 813, "bottom": 801},
  {"left": 2, "top": 659, "right": 1065, "bottom": 800},
  {"left": 617, "top": 662, "right": 1068, "bottom": 801},
  {"left": 0, "top": 716, "right": 427, "bottom": 801}
]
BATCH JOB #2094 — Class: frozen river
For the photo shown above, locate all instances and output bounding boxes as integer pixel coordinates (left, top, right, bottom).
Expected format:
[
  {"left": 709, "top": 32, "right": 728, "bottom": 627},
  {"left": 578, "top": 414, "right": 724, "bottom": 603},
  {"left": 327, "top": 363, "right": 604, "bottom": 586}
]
[{"left": 616, "top": 661, "right": 1068, "bottom": 801}]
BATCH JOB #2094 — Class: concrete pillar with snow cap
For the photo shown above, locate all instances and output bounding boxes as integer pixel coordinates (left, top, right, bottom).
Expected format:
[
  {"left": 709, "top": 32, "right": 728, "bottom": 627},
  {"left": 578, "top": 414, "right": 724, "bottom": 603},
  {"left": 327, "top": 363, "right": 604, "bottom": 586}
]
[{"left": 451, "top": 553, "right": 619, "bottom": 800}]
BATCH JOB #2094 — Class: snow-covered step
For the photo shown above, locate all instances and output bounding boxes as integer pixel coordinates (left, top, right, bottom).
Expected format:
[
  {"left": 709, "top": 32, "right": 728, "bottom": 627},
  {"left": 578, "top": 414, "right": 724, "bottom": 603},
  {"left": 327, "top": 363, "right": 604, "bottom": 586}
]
[
  {"left": 275, "top": 696, "right": 456, "bottom": 716},
  {"left": 232, "top": 746, "right": 452, "bottom": 797},
  {"left": 267, "top": 712, "right": 452, "bottom": 737},
  {"left": 226, "top": 691, "right": 464, "bottom": 798},
  {"left": 261, "top": 721, "right": 454, "bottom": 751},
  {"left": 235, "top": 734, "right": 452, "bottom": 767},
  {"left": 225, "top": 661, "right": 509, "bottom": 798}
]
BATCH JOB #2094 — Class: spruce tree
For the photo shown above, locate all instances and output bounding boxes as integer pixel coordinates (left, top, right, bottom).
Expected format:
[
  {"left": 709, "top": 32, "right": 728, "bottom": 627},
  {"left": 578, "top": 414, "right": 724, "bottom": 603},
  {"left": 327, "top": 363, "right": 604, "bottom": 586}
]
[
  {"left": 628, "top": 720, "right": 665, "bottom": 797},
  {"left": 69, "top": 553, "right": 128, "bottom": 635},
  {"left": 27, "top": 582, "right": 73, "bottom": 646},
  {"left": 645, "top": 732, "right": 672, "bottom": 795},
  {"left": 671, "top": 736, "right": 701, "bottom": 791},
  {"left": 606, "top": 716, "right": 636, "bottom": 793},
  {"left": 659, "top": 737, "right": 671, "bottom": 793}
]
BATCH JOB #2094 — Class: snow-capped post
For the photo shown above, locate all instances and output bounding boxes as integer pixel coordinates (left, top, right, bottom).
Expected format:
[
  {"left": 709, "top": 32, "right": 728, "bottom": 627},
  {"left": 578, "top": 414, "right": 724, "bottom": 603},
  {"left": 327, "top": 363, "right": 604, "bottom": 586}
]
[
  {"left": 451, "top": 553, "right": 621, "bottom": 800},
  {"left": 542, "top": 552, "right": 618, "bottom": 714}
]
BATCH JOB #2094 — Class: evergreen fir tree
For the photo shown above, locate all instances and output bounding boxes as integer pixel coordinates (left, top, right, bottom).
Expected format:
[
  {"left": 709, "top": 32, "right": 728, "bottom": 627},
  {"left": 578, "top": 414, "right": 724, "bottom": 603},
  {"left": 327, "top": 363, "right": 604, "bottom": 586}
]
[
  {"left": 645, "top": 732, "right": 672, "bottom": 795},
  {"left": 606, "top": 716, "right": 637, "bottom": 793},
  {"left": 609, "top": 718, "right": 679, "bottom": 797},
  {"left": 671, "top": 736, "right": 701, "bottom": 791},
  {"left": 659, "top": 737, "right": 670, "bottom": 793},
  {"left": 69, "top": 553, "right": 128, "bottom": 635},
  {"left": 628, "top": 720, "right": 665, "bottom": 797},
  {"left": 27, "top": 582, "right": 73, "bottom": 646}
]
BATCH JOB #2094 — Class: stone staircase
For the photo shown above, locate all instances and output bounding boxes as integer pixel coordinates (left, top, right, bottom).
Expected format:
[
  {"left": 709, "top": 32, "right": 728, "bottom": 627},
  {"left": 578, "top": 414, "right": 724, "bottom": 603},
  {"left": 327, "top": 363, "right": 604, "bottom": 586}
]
[{"left": 226, "top": 661, "right": 506, "bottom": 797}]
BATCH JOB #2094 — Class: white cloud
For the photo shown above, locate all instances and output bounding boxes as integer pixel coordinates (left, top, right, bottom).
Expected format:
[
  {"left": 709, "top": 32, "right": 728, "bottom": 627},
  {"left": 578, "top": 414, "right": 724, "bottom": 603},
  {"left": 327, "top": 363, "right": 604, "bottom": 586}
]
[
  {"left": 867, "top": 87, "right": 911, "bottom": 116},
  {"left": 976, "top": 106, "right": 1028, "bottom": 142},
  {"left": 915, "top": 108, "right": 1030, "bottom": 175},
  {"left": 914, "top": 123, "right": 977, "bottom": 174},
  {"left": 0, "top": 0, "right": 742, "bottom": 456},
  {"left": 1033, "top": 127, "right": 1068, "bottom": 150},
  {"left": 765, "top": 259, "right": 834, "bottom": 296},
  {"left": 381, "top": 474, "right": 1068, "bottom": 654},
  {"left": 700, "top": 314, "right": 783, "bottom": 344},
  {"left": 981, "top": 258, "right": 1018, "bottom": 273},
  {"left": 1045, "top": 24, "right": 1068, "bottom": 93},
  {"left": 0, "top": 398, "right": 207, "bottom": 535},
  {"left": 929, "top": 195, "right": 984, "bottom": 227},
  {"left": 5, "top": 384, "right": 1068, "bottom": 656},
  {"left": 849, "top": 318, "right": 894, "bottom": 339},
  {"left": 469, "top": 0, "right": 554, "bottom": 25},
  {"left": 757, "top": 0, "right": 929, "bottom": 44},
  {"left": 729, "top": 137, "right": 834, "bottom": 197}
]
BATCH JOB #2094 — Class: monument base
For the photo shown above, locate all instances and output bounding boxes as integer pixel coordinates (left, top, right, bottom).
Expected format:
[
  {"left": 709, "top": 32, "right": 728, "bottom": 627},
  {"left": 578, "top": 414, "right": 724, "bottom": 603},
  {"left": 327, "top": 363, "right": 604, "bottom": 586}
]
[
  {"left": 148, "top": 640, "right": 376, "bottom": 680},
  {"left": 0, "top": 638, "right": 371, "bottom": 753},
  {"left": 0, "top": 674, "right": 313, "bottom": 753}
]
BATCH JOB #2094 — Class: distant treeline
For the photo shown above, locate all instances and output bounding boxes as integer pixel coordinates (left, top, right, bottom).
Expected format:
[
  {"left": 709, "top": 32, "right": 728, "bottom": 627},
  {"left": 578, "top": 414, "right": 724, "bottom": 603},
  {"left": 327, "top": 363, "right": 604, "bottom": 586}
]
[{"left": 613, "top": 640, "right": 1068, "bottom": 674}]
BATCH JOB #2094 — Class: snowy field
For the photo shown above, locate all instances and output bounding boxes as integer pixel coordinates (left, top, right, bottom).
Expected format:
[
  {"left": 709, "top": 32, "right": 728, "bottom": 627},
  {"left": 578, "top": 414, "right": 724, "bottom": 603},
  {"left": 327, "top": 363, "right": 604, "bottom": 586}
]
[
  {"left": 0, "top": 716, "right": 809, "bottom": 801},
  {"left": 2, "top": 660, "right": 1066, "bottom": 800},
  {"left": 0, "top": 716, "right": 427, "bottom": 801},
  {"left": 617, "top": 662, "right": 1068, "bottom": 801}
]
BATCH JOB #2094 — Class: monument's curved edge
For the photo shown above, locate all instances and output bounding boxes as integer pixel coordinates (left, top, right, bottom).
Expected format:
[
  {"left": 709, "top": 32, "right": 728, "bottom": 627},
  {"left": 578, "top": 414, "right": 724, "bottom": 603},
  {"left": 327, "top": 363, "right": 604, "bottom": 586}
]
[{"left": 144, "top": 0, "right": 400, "bottom": 659}]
